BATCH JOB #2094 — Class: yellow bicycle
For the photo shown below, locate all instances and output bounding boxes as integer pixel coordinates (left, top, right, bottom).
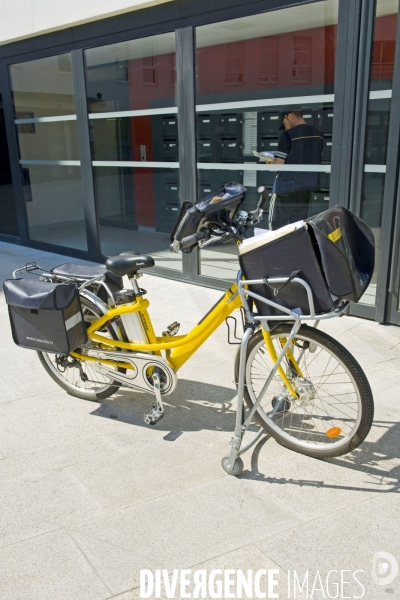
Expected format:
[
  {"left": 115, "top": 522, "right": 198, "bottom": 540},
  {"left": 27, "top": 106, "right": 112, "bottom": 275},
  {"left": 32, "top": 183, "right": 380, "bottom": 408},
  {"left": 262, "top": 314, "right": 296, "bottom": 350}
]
[{"left": 10, "top": 186, "right": 374, "bottom": 476}]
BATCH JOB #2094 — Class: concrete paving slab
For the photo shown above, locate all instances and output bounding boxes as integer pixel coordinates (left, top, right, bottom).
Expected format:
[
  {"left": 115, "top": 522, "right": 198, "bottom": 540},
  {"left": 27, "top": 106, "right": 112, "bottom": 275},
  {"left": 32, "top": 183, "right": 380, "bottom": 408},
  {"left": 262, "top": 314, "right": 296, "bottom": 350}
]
[
  {"left": 363, "top": 357, "right": 400, "bottom": 382},
  {"left": 107, "top": 592, "right": 136, "bottom": 600},
  {"left": 0, "top": 435, "right": 117, "bottom": 483},
  {"left": 256, "top": 491, "right": 400, "bottom": 599},
  {"left": 65, "top": 436, "right": 226, "bottom": 512},
  {"left": 0, "top": 529, "right": 110, "bottom": 600},
  {"left": 240, "top": 448, "right": 395, "bottom": 521},
  {"left": 68, "top": 476, "right": 302, "bottom": 594},
  {"left": 0, "top": 469, "right": 101, "bottom": 547},
  {"left": 0, "top": 392, "right": 117, "bottom": 456},
  {"left": 0, "top": 375, "right": 18, "bottom": 403}
]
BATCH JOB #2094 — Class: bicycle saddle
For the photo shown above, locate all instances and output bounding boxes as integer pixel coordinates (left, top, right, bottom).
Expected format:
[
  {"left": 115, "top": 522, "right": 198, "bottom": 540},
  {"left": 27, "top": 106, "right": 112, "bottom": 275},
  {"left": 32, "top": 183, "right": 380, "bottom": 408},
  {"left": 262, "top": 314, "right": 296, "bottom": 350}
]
[{"left": 105, "top": 254, "right": 155, "bottom": 277}]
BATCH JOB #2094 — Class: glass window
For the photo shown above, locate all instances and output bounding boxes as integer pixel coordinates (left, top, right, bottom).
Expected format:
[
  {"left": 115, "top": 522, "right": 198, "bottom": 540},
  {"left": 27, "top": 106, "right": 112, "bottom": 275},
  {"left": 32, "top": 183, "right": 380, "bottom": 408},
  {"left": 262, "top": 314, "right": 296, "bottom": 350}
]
[
  {"left": 196, "top": 1, "right": 338, "bottom": 280},
  {"left": 21, "top": 165, "right": 87, "bottom": 250},
  {"left": 9, "top": 54, "right": 87, "bottom": 250},
  {"left": 10, "top": 55, "right": 76, "bottom": 118},
  {"left": 16, "top": 121, "right": 79, "bottom": 162},
  {"left": 359, "top": 0, "right": 398, "bottom": 306},
  {"left": 85, "top": 33, "right": 181, "bottom": 268},
  {"left": 0, "top": 94, "right": 19, "bottom": 236}
]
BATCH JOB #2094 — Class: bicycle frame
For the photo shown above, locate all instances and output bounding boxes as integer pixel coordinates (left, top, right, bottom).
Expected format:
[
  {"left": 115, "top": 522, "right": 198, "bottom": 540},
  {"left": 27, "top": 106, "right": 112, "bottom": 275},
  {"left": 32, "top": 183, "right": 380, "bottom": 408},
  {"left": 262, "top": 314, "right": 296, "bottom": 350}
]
[
  {"left": 71, "top": 283, "right": 243, "bottom": 372},
  {"left": 70, "top": 274, "right": 313, "bottom": 400}
]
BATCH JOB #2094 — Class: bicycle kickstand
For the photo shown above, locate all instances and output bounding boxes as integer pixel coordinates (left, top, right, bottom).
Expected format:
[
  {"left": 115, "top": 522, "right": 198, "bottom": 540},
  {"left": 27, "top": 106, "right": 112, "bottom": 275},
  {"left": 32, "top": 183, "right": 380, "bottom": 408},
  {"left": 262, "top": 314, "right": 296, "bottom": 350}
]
[{"left": 144, "top": 372, "right": 165, "bottom": 425}]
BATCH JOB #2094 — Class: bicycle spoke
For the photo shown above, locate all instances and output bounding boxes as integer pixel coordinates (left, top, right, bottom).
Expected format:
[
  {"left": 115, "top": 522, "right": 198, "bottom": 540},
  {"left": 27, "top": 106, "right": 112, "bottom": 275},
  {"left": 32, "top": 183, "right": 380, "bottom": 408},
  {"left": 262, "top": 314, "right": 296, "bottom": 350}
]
[{"left": 245, "top": 327, "right": 366, "bottom": 453}]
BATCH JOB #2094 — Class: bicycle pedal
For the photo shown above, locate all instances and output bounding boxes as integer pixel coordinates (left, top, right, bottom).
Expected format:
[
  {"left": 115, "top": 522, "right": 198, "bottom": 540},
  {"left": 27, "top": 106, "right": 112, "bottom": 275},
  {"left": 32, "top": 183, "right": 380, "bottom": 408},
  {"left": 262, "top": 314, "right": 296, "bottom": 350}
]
[
  {"left": 144, "top": 406, "right": 164, "bottom": 425},
  {"left": 162, "top": 321, "right": 180, "bottom": 337}
]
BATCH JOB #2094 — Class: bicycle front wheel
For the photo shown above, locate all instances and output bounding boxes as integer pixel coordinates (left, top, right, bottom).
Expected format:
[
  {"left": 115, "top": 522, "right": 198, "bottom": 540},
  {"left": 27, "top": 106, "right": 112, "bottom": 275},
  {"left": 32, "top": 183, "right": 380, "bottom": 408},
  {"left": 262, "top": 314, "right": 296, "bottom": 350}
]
[{"left": 235, "top": 324, "right": 373, "bottom": 458}]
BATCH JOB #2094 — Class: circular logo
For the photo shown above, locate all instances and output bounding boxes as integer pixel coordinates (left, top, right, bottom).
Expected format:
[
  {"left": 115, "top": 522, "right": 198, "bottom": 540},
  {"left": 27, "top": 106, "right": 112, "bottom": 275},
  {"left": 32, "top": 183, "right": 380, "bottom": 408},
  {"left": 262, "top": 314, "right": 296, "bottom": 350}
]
[{"left": 372, "top": 551, "right": 398, "bottom": 586}]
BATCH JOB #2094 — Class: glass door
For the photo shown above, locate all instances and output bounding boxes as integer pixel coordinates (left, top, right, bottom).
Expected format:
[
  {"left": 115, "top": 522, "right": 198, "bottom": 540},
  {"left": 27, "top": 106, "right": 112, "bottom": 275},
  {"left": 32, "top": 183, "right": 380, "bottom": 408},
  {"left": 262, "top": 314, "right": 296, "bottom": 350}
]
[
  {"left": 351, "top": 0, "right": 398, "bottom": 317},
  {"left": 84, "top": 32, "right": 182, "bottom": 272},
  {"left": 9, "top": 54, "right": 88, "bottom": 251},
  {"left": 195, "top": 0, "right": 339, "bottom": 282}
]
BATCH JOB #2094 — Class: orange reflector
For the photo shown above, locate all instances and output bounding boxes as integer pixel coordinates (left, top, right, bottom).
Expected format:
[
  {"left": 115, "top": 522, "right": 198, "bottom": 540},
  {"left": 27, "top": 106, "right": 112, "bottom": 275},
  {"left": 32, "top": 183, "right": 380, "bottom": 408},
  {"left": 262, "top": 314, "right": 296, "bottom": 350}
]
[{"left": 326, "top": 427, "right": 342, "bottom": 438}]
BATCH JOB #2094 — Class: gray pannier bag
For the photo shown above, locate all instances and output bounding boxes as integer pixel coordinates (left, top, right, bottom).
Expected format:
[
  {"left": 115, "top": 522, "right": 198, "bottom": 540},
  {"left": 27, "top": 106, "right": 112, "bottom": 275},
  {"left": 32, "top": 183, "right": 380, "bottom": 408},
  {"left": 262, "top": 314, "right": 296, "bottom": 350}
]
[{"left": 3, "top": 279, "right": 87, "bottom": 354}]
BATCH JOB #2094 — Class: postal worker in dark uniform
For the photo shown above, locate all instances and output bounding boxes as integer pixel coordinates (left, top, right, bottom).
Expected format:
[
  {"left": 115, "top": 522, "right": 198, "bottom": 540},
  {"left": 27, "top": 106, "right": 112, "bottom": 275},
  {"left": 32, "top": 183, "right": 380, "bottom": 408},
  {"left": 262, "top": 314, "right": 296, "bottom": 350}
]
[{"left": 269, "top": 106, "right": 323, "bottom": 230}]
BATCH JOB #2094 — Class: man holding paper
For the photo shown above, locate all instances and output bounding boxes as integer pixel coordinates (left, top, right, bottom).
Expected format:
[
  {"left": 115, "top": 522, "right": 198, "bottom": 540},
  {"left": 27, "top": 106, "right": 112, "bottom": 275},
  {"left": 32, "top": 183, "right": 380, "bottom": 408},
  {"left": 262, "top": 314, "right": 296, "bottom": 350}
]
[{"left": 268, "top": 106, "right": 323, "bottom": 230}]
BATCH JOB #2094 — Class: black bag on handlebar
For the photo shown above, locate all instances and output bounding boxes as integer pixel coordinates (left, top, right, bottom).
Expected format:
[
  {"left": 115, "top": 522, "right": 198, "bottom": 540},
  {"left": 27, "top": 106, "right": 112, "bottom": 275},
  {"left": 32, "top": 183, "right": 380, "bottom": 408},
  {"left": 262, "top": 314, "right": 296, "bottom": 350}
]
[
  {"left": 3, "top": 279, "right": 87, "bottom": 354},
  {"left": 170, "top": 183, "right": 247, "bottom": 248},
  {"left": 239, "top": 205, "right": 375, "bottom": 316}
]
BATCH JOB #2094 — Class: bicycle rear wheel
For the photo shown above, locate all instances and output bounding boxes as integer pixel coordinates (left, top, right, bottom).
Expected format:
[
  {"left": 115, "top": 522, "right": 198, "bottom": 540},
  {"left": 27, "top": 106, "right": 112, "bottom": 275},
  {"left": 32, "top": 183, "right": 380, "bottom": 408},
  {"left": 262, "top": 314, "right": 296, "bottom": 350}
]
[
  {"left": 235, "top": 324, "right": 373, "bottom": 458},
  {"left": 38, "top": 296, "right": 123, "bottom": 401}
]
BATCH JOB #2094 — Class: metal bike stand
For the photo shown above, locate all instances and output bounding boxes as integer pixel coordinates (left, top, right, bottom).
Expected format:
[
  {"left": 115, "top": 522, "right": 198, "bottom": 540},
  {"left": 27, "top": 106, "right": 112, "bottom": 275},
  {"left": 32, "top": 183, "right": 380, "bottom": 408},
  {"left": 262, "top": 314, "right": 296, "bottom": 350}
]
[{"left": 221, "top": 272, "right": 349, "bottom": 476}]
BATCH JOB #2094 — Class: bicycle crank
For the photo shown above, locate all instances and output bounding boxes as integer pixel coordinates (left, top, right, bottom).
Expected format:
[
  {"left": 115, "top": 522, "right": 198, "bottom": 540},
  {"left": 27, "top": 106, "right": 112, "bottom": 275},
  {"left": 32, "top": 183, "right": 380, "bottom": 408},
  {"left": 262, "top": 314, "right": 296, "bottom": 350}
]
[{"left": 88, "top": 349, "right": 178, "bottom": 395}]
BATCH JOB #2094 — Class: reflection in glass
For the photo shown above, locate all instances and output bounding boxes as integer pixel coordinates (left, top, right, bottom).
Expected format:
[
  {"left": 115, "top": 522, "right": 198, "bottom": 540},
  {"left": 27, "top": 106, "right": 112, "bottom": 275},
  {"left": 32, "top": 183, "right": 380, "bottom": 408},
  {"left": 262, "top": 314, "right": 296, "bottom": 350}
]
[
  {"left": 10, "top": 55, "right": 76, "bottom": 118},
  {"left": 196, "top": 2, "right": 338, "bottom": 101},
  {"left": 364, "top": 99, "right": 390, "bottom": 165},
  {"left": 0, "top": 95, "right": 19, "bottom": 236},
  {"left": 85, "top": 33, "right": 180, "bottom": 268},
  {"left": 359, "top": 173, "right": 385, "bottom": 306},
  {"left": 22, "top": 165, "right": 87, "bottom": 250},
  {"left": 94, "top": 167, "right": 181, "bottom": 270},
  {"left": 9, "top": 53, "right": 88, "bottom": 251},
  {"left": 90, "top": 114, "right": 178, "bottom": 163},
  {"left": 196, "top": 1, "right": 338, "bottom": 280},
  {"left": 85, "top": 33, "right": 176, "bottom": 113},
  {"left": 371, "top": 0, "right": 398, "bottom": 90},
  {"left": 16, "top": 120, "right": 80, "bottom": 161}
]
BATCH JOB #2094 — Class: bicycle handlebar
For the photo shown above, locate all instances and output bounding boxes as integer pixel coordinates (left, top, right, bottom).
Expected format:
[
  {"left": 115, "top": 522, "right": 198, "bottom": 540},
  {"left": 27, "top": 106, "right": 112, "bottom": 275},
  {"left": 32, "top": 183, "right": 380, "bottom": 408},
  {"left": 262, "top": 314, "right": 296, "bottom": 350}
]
[{"left": 180, "top": 229, "right": 210, "bottom": 249}]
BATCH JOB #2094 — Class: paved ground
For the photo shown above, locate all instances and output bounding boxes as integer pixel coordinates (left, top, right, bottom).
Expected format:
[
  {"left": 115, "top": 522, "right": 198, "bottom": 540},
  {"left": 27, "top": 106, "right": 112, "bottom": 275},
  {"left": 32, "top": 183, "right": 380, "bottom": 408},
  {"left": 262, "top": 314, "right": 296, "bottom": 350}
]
[{"left": 0, "top": 240, "right": 399, "bottom": 600}]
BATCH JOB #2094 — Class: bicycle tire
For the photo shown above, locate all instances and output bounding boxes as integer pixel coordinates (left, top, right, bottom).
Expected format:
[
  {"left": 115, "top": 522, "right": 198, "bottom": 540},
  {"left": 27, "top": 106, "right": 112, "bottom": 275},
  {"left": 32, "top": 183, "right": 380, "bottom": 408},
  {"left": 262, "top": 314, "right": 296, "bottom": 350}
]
[
  {"left": 37, "top": 296, "right": 123, "bottom": 401},
  {"left": 235, "top": 324, "right": 374, "bottom": 458}
]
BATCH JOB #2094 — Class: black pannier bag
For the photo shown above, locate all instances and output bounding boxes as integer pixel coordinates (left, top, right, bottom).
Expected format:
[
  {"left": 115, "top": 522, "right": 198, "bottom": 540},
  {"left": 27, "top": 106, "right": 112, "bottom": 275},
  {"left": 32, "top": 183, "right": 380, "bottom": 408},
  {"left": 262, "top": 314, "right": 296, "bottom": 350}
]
[
  {"left": 239, "top": 206, "right": 375, "bottom": 317},
  {"left": 3, "top": 279, "right": 88, "bottom": 354},
  {"left": 171, "top": 183, "right": 247, "bottom": 249}
]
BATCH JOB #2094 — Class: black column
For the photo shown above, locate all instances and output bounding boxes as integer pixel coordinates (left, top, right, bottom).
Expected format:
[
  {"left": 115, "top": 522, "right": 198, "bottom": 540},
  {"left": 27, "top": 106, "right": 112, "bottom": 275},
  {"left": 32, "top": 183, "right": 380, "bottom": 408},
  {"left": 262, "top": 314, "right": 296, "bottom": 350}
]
[
  {"left": 377, "top": 0, "right": 400, "bottom": 322},
  {"left": 348, "top": 0, "right": 376, "bottom": 215},
  {"left": 175, "top": 26, "right": 199, "bottom": 280},
  {"left": 0, "top": 59, "right": 29, "bottom": 242},
  {"left": 330, "top": 0, "right": 364, "bottom": 208}
]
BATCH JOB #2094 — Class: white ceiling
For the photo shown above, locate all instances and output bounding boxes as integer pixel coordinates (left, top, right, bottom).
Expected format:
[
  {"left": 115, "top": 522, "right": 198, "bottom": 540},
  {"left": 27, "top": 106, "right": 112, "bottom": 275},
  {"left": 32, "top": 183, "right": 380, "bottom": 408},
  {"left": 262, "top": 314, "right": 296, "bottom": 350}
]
[
  {"left": 197, "top": 0, "right": 398, "bottom": 50},
  {"left": 197, "top": 0, "right": 340, "bottom": 49}
]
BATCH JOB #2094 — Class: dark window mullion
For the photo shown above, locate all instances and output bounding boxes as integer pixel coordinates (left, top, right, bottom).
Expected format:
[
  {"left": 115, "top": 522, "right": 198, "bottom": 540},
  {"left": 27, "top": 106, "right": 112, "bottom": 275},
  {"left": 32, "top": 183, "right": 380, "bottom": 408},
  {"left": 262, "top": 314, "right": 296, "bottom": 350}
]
[
  {"left": 349, "top": 0, "right": 376, "bottom": 215},
  {"left": 330, "top": 0, "right": 363, "bottom": 208},
  {"left": 0, "top": 59, "right": 29, "bottom": 242},
  {"left": 176, "top": 25, "right": 199, "bottom": 280},
  {"left": 71, "top": 49, "right": 100, "bottom": 258},
  {"left": 377, "top": 0, "right": 400, "bottom": 322}
]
